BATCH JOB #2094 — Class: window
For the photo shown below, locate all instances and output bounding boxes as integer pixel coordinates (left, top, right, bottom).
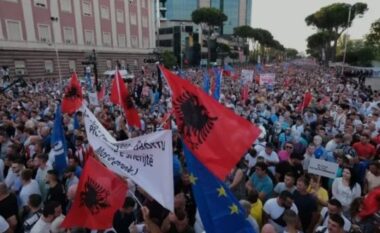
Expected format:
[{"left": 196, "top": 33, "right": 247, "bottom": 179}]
[
  {"left": 82, "top": 1, "right": 92, "bottom": 16},
  {"left": 116, "top": 9, "right": 124, "bottom": 23},
  {"left": 143, "top": 37, "right": 149, "bottom": 48},
  {"left": 44, "top": 60, "right": 53, "bottom": 73},
  {"left": 131, "top": 36, "right": 138, "bottom": 48},
  {"left": 100, "top": 6, "right": 109, "bottom": 19},
  {"left": 6, "top": 20, "right": 22, "bottom": 41},
  {"left": 60, "top": 0, "right": 72, "bottom": 13},
  {"left": 37, "top": 24, "right": 51, "bottom": 43},
  {"left": 118, "top": 34, "right": 126, "bottom": 47},
  {"left": 130, "top": 13, "right": 137, "bottom": 25},
  {"left": 103, "top": 32, "right": 111, "bottom": 46},
  {"left": 158, "top": 39, "right": 172, "bottom": 47},
  {"left": 34, "top": 0, "right": 47, "bottom": 8},
  {"left": 142, "top": 16, "right": 148, "bottom": 28},
  {"left": 63, "top": 27, "right": 74, "bottom": 44},
  {"left": 106, "top": 60, "right": 112, "bottom": 69},
  {"left": 120, "top": 60, "right": 126, "bottom": 69},
  {"left": 14, "top": 60, "right": 26, "bottom": 75},
  {"left": 84, "top": 30, "right": 95, "bottom": 45},
  {"left": 69, "top": 60, "right": 76, "bottom": 72}
]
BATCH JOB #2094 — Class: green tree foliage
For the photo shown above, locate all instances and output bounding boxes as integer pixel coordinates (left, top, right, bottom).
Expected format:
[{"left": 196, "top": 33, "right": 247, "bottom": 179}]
[
  {"left": 366, "top": 18, "right": 380, "bottom": 59},
  {"left": 192, "top": 7, "right": 227, "bottom": 26},
  {"left": 161, "top": 51, "right": 177, "bottom": 68},
  {"left": 192, "top": 8, "right": 227, "bottom": 65},
  {"left": 233, "top": 25, "right": 255, "bottom": 39},
  {"left": 336, "top": 39, "right": 375, "bottom": 67},
  {"left": 285, "top": 48, "right": 298, "bottom": 59},
  {"left": 305, "top": 2, "right": 368, "bottom": 61}
]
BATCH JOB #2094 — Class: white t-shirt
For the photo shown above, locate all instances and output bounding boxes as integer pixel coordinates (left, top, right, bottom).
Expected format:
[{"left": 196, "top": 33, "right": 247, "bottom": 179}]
[
  {"left": 0, "top": 215, "right": 9, "bottom": 233},
  {"left": 30, "top": 218, "right": 51, "bottom": 233},
  {"left": 319, "top": 207, "right": 351, "bottom": 232},
  {"left": 325, "top": 139, "right": 337, "bottom": 152},
  {"left": 258, "top": 150, "right": 279, "bottom": 174},
  {"left": 20, "top": 180, "right": 41, "bottom": 207},
  {"left": 263, "top": 198, "right": 298, "bottom": 232},
  {"left": 332, "top": 178, "right": 361, "bottom": 210}
]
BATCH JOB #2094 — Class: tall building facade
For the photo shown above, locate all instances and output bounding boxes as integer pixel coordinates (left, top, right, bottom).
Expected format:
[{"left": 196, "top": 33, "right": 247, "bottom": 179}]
[{"left": 0, "top": 0, "right": 156, "bottom": 79}]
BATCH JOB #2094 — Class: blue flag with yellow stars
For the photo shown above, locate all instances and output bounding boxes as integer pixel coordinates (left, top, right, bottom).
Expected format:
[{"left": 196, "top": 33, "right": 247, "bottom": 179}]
[{"left": 183, "top": 145, "right": 256, "bottom": 233}]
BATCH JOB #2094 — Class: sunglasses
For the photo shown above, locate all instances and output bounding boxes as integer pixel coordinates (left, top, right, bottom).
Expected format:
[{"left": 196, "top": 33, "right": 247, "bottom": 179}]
[{"left": 286, "top": 146, "right": 293, "bottom": 149}]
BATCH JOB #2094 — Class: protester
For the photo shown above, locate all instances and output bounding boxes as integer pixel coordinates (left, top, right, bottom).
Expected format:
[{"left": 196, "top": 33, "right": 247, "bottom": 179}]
[{"left": 1, "top": 61, "right": 379, "bottom": 233}]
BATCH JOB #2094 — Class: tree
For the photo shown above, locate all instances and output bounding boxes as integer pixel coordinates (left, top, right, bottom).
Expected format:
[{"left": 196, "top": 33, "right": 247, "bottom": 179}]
[
  {"left": 285, "top": 48, "right": 298, "bottom": 59},
  {"left": 192, "top": 8, "right": 227, "bottom": 66},
  {"left": 305, "top": 2, "right": 368, "bottom": 61},
  {"left": 161, "top": 51, "right": 177, "bottom": 69},
  {"left": 367, "top": 18, "right": 380, "bottom": 47},
  {"left": 366, "top": 18, "right": 380, "bottom": 59},
  {"left": 234, "top": 25, "right": 255, "bottom": 39},
  {"left": 336, "top": 39, "right": 375, "bottom": 66},
  {"left": 306, "top": 31, "right": 336, "bottom": 61}
]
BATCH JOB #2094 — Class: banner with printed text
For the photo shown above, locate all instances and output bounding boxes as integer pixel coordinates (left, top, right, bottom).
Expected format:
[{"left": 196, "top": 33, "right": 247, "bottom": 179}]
[
  {"left": 241, "top": 69, "right": 254, "bottom": 84},
  {"left": 84, "top": 106, "right": 174, "bottom": 212},
  {"left": 259, "top": 73, "right": 276, "bottom": 85}
]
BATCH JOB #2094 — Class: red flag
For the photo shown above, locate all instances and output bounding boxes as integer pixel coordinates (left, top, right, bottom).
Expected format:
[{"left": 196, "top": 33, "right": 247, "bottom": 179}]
[
  {"left": 358, "top": 187, "right": 380, "bottom": 218},
  {"left": 160, "top": 66, "right": 260, "bottom": 180},
  {"left": 241, "top": 84, "right": 249, "bottom": 102},
  {"left": 61, "top": 157, "right": 127, "bottom": 229},
  {"left": 297, "top": 91, "right": 312, "bottom": 112},
  {"left": 62, "top": 73, "right": 83, "bottom": 114},
  {"left": 97, "top": 85, "right": 105, "bottom": 101},
  {"left": 110, "top": 71, "right": 141, "bottom": 128}
]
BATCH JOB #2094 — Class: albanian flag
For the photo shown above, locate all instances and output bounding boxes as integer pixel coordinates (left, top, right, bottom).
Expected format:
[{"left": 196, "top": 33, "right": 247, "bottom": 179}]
[
  {"left": 110, "top": 71, "right": 141, "bottom": 129},
  {"left": 160, "top": 66, "right": 260, "bottom": 180},
  {"left": 61, "top": 156, "right": 127, "bottom": 229},
  {"left": 297, "top": 91, "right": 312, "bottom": 112},
  {"left": 62, "top": 73, "right": 83, "bottom": 114}
]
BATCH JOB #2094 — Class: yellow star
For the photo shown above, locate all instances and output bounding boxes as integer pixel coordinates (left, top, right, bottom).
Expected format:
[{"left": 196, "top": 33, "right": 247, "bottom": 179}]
[
  {"left": 189, "top": 173, "right": 198, "bottom": 185},
  {"left": 217, "top": 186, "right": 227, "bottom": 197},
  {"left": 229, "top": 204, "right": 239, "bottom": 215}
]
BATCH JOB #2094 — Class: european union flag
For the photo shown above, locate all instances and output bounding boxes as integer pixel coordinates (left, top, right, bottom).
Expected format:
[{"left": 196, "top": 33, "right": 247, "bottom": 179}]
[
  {"left": 183, "top": 145, "right": 256, "bottom": 233},
  {"left": 203, "top": 71, "right": 210, "bottom": 94},
  {"left": 212, "top": 68, "right": 222, "bottom": 101},
  {"left": 51, "top": 104, "right": 68, "bottom": 176}
]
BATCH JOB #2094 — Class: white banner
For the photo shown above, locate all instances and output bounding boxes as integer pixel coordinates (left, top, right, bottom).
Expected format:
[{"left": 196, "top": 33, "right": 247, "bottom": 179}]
[
  {"left": 84, "top": 106, "right": 174, "bottom": 211},
  {"left": 241, "top": 69, "right": 254, "bottom": 84},
  {"left": 259, "top": 73, "right": 276, "bottom": 85},
  {"left": 88, "top": 92, "right": 99, "bottom": 106},
  {"left": 307, "top": 158, "right": 339, "bottom": 179}
]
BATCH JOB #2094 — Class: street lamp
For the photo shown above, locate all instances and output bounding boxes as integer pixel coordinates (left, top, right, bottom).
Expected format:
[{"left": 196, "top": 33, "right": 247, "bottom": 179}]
[
  {"left": 50, "top": 17, "right": 63, "bottom": 89},
  {"left": 341, "top": 5, "right": 352, "bottom": 75},
  {"left": 180, "top": 23, "right": 184, "bottom": 70}
]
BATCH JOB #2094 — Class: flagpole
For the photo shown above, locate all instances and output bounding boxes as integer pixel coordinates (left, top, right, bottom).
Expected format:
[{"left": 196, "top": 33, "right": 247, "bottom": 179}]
[{"left": 128, "top": 190, "right": 143, "bottom": 208}]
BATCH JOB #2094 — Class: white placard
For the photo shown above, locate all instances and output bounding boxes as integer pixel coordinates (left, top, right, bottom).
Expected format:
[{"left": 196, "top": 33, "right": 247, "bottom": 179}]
[
  {"left": 259, "top": 73, "right": 276, "bottom": 85},
  {"left": 241, "top": 69, "right": 254, "bottom": 84},
  {"left": 307, "top": 158, "right": 339, "bottom": 179},
  {"left": 84, "top": 106, "right": 174, "bottom": 211},
  {"left": 88, "top": 92, "right": 99, "bottom": 106}
]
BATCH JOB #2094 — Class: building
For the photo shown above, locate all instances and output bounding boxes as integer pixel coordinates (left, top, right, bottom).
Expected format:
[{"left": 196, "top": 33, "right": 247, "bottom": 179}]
[
  {"left": 0, "top": 0, "right": 156, "bottom": 79},
  {"left": 156, "top": 0, "right": 252, "bottom": 66}
]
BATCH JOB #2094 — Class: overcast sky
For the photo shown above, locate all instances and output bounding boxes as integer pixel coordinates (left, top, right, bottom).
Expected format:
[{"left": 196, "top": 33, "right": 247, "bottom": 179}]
[{"left": 251, "top": 0, "right": 380, "bottom": 53}]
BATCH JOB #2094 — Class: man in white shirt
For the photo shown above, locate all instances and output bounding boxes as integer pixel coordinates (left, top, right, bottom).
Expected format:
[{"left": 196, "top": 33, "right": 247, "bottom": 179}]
[
  {"left": 263, "top": 191, "right": 298, "bottom": 233},
  {"left": 34, "top": 154, "right": 52, "bottom": 201},
  {"left": 258, "top": 143, "right": 279, "bottom": 175},
  {"left": 315, "top": 214, "right": 345, "bottom": 233},
  {"left": 325, "top": 134, "right": 343, "bottom": 153},
  {"left": 30, "top": 201, "right": 56, "bottom": 233},
  {"left": 19, "top": 169, "right": 41, "bottom": 209},
  {"left": 317, "top": 199, "right": 351, "bottom": 232}
]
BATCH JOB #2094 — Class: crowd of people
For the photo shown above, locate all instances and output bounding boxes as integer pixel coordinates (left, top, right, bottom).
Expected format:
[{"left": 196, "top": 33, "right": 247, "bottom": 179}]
[{"left": 0, "top": 60, "right": 379, "bottom": 233}]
